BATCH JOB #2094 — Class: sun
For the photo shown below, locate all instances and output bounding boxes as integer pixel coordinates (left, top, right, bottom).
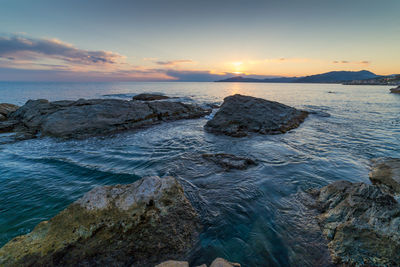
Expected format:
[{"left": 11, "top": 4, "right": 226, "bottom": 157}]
[{"left": 232, "top": 61, "right": 244, "bottom": 74}]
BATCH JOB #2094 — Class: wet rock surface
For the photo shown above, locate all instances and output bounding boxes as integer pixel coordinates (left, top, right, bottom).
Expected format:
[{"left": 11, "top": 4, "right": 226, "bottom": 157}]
[
  {"left": 204, "top": 94, "right": 308, "bottom": 137},
  {"left": 202, "top": 153, "right": 257, "bottom": 170},
  {"left": 390, "top": 86, "right": 400, "bottom": 94},
  {"left": 5, "top": 98, "right": 210, "bottom": 139},
  {"left": 132, "top": 93, "right": 171, "bottom": 101},
  {"left": 370, "top": 157, "right": 400, "bottom": 195},
  {"left": 0, "top": 176, "right": 201, "bottom": 267},
  {"left": 156, "top": 257, "right": 241, "bottom": 267},
  {"left": 311, "top": 180, "right": 400, "bottom": 266}
]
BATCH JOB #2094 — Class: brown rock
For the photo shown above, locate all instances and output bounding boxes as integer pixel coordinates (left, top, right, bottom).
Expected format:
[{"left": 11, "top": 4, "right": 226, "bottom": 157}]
[{"left": 370, "top": 158, "right": 400, "bottom": 194}]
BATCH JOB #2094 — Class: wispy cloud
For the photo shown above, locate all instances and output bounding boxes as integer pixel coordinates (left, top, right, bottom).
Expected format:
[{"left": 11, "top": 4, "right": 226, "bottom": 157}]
[
  {"left": 0, "top": 35, "right": 123, "bottom": 65},
  {"left": 155, "top": 59, "right": 193, "bottom": 66},
  {"left": 333, "top": 60, "right": 370, "bottom": 65}
]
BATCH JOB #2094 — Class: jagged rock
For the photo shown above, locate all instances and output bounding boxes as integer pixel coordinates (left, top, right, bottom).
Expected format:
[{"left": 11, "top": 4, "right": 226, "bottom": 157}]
[
  {"left": 133, "top": 93, "right": 171, "bottom": 101},
  {"left": 370, "top": 157, "right": 400, "bottom": 195},
  {"left": 0, "top": 103, "right": 19, "bottom": 117},
  {"left": 6, "top": 98, "right": 210, "bottom": 139},
  {"left": 202, "top": 153, "right": 257, "bottom": 170},
  {"left": 390, "top": 86, "right": 400, "bottom": 94},
  {"left": 0, "top": 120, "right": 19, "bottom": 133},
  {"left": 0, "top": 176, "right": 200, "bottom": 266},
  {"left": 204, "top": 94, "right": 308, "bottom": 137},
  {"left": 311, "top": 180, "right": 400, "bottom": 266},
  {"left": 0, "top": 114, "right": 5, "bottom": 121},
  {"left": 155, "top": 258, "right": 241, "bottom": 267}
]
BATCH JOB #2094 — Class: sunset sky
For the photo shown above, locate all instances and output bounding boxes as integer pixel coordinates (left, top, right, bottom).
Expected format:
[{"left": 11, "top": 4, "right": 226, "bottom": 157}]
[{"left": 1, "top": 0, "right": 399, "bottom": 81}]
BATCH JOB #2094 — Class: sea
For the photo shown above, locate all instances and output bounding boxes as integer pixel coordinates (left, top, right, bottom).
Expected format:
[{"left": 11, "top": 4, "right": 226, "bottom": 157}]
[{"left": 0, "top": 81, "right": 399, "bottom": 266}]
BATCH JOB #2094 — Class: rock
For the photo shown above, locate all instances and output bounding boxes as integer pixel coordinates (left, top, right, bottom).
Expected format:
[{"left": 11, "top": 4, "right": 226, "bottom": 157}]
[
  {"left": 7, "top": 98, "right": 211, "bottom": 138},
  {"left": 0, "top": 103, "right": 19, "bottom": 117},
  {"left": 370, "top": 157, "right": 400, "bottom": 195},
  {"left": 155, "top": 258, "right": 240, "bottom": 267},
  {"left": 133, "top": 93, "right": 170, "bottom": 101},
  {"left": 0, "top": 176, "right": 200, "bottom": 266},
  {"left": 204, "top": 94, "right": 308, "bottom": 137},
  {"left": 390, "top": 86, "right": 400, "bottom": 94},
  {"left": 311, "top": 180, "right": 400, "bottom": 266},
  {"left": 202, "top": 153, "right": 257, "bottom": 170},
  {"left": 155, "top": 260, "right": 189, "bottom": 267},
  {"left": 0, "top": 120, "right": 19, "bottom": 133},
  {"left": 0, "top": 114, "right": 5, "bottom": 121}
]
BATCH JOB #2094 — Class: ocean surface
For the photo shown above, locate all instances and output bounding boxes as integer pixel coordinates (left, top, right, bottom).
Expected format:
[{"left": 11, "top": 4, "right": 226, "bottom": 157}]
[{"left": 0, "top": 81, "right": 399, "bottom": 266}]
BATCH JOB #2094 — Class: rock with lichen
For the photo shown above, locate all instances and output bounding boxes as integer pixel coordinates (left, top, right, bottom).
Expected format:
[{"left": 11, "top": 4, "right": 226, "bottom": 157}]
[{"left": 0, "top": 176, "right": 200, "bottom": 266}]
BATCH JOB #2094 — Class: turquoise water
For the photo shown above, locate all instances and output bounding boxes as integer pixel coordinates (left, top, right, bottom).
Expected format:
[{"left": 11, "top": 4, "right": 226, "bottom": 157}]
[{"left": 1, "top": 82, "right": 399, "bottom": 266}]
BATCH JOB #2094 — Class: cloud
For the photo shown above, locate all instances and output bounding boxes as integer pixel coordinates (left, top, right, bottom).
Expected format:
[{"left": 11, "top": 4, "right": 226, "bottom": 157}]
[
  {"left": 360, "top": 60, "right": 370, "bottom": 64},
  {"left": 0, "top": 35, "right": 123, "bottom": 65},
  {"left": 155, "top": 59, "right": 193, "bottom": 66},
  {"left": 332, "top": 60, "right": 370, "bottom": 65}
]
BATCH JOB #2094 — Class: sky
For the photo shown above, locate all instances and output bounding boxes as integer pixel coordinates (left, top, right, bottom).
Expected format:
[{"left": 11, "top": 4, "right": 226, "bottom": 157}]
[{"left": 0, "top": 0, "right": 399, "bottom": 81}]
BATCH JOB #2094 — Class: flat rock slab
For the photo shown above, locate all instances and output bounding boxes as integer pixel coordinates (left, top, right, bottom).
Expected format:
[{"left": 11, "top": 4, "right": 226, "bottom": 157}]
[
  {"left": 132, "top": 93, "right": 171, "bottom": 101},
  {"left": 202, "top": 153, "right": 257, "bottom": 170},
  {"left": 204, "top": 94, "right": 308, "bottom": 137},
  {"left": 370, "top": 158, "right": 400, "bottom": 195},
  {"left": 311, "top": 180, "right": 400, "bottom": 266},
  {"left": 7, "top": 98, "right": 210, "bottom": 139},
  {"left": 0, "top": 176, "right": 200, "bottom": 266}
]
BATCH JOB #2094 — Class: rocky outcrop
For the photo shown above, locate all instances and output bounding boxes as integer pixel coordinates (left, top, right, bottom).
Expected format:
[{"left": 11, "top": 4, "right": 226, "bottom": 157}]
[
  {"left": 311, "top": 180, "right": 400, "bottom": 266},
  {"left": 390, "top": 86, "right": 400, "bottom": 94},
  {"left": 132, "top": 93, "right": 171, "bottom": 101},
  {"left": 0, "top": 176, "right": 200, "bottom": 267},
  {"left": 0, "top": 103, "right": 19, "bottom": 121},
  {"left": 5, "top": 98, "right": 210, "bottom": 139},
  {"left": 202, "top": 153, "right": 257, "bottom": 170},
  {"left": 370, "top": 158, "right": 400, "bottom": 195},
  {"left": 204, "top": 94, "right": 308, "bottom": 137},
  {"left": 156, "top": 258, "right": 241, "bottom": 267}
]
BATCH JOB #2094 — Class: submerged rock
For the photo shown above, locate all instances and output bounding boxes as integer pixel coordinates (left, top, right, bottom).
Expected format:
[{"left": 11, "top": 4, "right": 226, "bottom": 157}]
[
  {"left": 370, "top": 157, "right": 400, "bottom": 195},
  {"left": 132, "top": 93, "right": 171, "bottom": 101},
  {"left": 311, "top": 180, "right": 400, "bottom": 266},
  {"left": 390, "top": 86, "right": 400, "bottom": 94},
  {"left": 202, "top": 153, "right": 257, "bottom": 170},
  {"left": 204, "top": 94, "right": 308, "bottom": 137},
  {"left": 6, "top": 98, "right": 210, "bottom": 139},
  {"left": 156, "top": 258, "right": 241, "bottom": 267},
  {"left": 0, "top": 176, "right": 200, "bottom": 266}
]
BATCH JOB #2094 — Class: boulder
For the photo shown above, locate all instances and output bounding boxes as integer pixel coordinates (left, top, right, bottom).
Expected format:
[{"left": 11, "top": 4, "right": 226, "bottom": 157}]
[
  {"left": 132, "top": 93, "right": 170, "bottom": 101},
  {"left": 202, "top": 153, "right": 257, "bottom": 170},
  {"left": 311, "top": 180, "right": 400, "bottom": 266},
  {"left": 370, "top": 158, "right": 400, "bottom": 194},
  {"left": 7, "top": 98, "right": 211, "bottom": 138},
  {"left": 0, "top": 103, "right": 19, "bottom": 117},
  {"left": 0, "top": 176, "right": 200, "bottom": 266},
  {"left": 204, "top": 94, "right": 308, "bottom": 137},
  {"left": 390, "top": 86, "right": 400, "bottom": 94},
  {"left": 155, "top": 258, "right": 241, "bottom": 267}
]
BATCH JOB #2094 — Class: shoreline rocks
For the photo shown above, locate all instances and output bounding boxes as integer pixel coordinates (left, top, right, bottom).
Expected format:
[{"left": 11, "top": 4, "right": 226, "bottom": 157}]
[
  {"left": 0, "top": 176, "right": 200, "bottom": 266},
  {"left": 132, "top": 93, "right": 171, "bottom": 101},
  {"left": 390, "top": 86, "right": 400, "bottom": 94},
  {"left": 370, "top": 157, "right": 400, "bottom": 195},
  {"left": 202, "top": 153, "right": 257, "bottom": 170},
  {"left": 0, "top": 103, "right": 19, "bottom": 122},
  {"left": 156, "top": 258, "right": 241, "bottom": 267},
  {"left": 204, "top": 94, "right": 308, "bottom": 137},
  {"left": 3, "top": 98, "right": 210, "bottom": 139},
  {"left": 310, "top": 180, "right": 400, "bottom": 266}
]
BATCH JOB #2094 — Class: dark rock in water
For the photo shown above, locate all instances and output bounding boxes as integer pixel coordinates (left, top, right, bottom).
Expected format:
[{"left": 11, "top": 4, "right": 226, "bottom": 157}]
[
  {"left": 0, "top": 103, "right": 19, "bottom": 118},
  {"left": 204, "top": 94, "right": 308, "bottom": 137},
  {"left": 370, "top": 158, "right": 400, "bottom": 195},
  {"left": 7, "top": 98, "right": 210, "bottom": 139},
  {"left": 132, "top": 93, "right": 170, "bottom": 101},
  {"left": 202, "top": 153, "right": 257, "bottom": 170},
  {"left": 311, "top": 180, "right": 400, "bottom": 266},
  {"left": 390, "top": 86, "right": 400, "bottom": 94},
  {"left": 0, "top": 176, "right": 200, "bottom": 266}
]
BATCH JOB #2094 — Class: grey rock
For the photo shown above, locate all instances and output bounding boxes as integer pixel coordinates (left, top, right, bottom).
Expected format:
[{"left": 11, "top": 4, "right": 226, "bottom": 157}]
[
  {"left": 7, "top": 98, "right": 211, "bottom": 139},
  {"left": 0, "top": 103, "right": 19, "bottom": 117},
  {"left": 370, "top": 157, "right": 400, "bottom": 195},
  {"left": 155, "top": 258, "right": 241, "bottom": 267},
  {"left": 0, "top": 120, "right": 19, "bottom": 133},
  {"left": 202, "top": 153, "right": 257, "bottom": 170},
  {"left": 204, "top": 94, "right": 308, "bottom": 137},
  {"left": 0, "top": 114, "right": 5, "bottom": 121},
  {"left": 0, "top": 176, "right": 200, "bottom": 266},
  {"left": 390, "top": 86, "right": 400, "bottom": 94},
  {"left": 132, "top": 93, "right": 170, "bottom": 101},
  {"left": 311, "top": 180, "right": 400, "bottom": 266}
]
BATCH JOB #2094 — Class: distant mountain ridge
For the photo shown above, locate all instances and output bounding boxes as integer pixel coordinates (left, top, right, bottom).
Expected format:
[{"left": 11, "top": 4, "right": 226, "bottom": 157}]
[{"left": 216, "top": 70, "right": 380, "bottom": 84}]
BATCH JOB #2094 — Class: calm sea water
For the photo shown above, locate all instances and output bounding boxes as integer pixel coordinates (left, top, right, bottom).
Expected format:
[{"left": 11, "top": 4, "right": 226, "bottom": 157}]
[{"left": 0, "top": 82, "right": 399, "bottom": 266}]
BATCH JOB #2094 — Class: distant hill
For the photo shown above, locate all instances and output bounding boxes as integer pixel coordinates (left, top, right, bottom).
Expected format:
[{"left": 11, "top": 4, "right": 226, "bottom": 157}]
[{"left": 216, "top": 70, "right": 379, "bottom": 84}]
